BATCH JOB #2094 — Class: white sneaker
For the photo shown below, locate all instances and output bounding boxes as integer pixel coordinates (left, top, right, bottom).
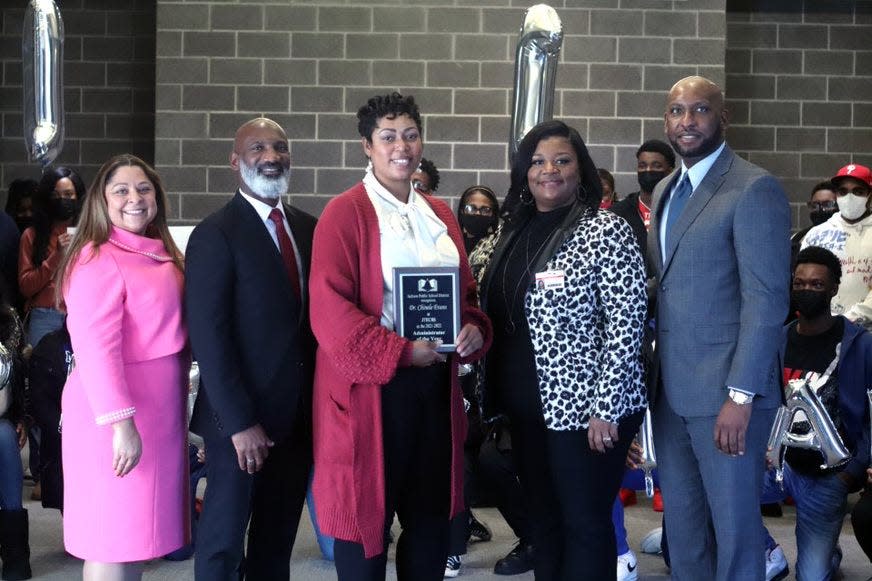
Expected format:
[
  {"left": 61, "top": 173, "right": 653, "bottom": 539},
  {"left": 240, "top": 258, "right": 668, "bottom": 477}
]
[
  {"left": 765, "top": 545, "right": 789, "bottom": 581},
  {"left": 640, "top": 527, "right": 663, "bottom": 555},
  {"left": 617, "top": 549, "right": 639, "bottom": 581},
  {"left": 444, "top": 554, "right": 462, "bottom": 578}
]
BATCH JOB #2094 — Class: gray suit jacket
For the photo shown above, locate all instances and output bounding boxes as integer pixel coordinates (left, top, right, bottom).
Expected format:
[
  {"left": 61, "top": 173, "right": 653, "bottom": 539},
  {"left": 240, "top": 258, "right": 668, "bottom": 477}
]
[{"left": 647, "top": 145, "right": 790, "bottom": 417}]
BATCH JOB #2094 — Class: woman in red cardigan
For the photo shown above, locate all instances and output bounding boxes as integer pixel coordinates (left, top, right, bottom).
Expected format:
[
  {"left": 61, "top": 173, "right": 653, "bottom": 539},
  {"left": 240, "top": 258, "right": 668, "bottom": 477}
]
[{"left": 309, "top": 93, "right": 491, "bottom": 581}]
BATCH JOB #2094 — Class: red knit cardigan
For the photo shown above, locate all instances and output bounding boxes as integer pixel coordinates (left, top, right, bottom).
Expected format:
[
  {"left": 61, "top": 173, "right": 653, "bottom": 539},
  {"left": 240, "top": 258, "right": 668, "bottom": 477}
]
[{"left": 309, "top": 182, "right": 492, "bottom": 558}]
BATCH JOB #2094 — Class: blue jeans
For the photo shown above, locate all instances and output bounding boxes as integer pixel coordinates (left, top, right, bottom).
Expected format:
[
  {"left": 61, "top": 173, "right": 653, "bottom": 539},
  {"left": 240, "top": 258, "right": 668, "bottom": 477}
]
[
  {"left": 612, "top": 497, "right": 629, "bottom": 555},
  {"left": 0, "top": 419, "right": 23, "bottom": 510},
  {"left": 761, "top": 463, "right": 849, "bottom": 581},
  {"left": 307, "top": 470, "right": 334, "bottom": 561},
  {"left": 612, "top": 467, "right": 660, "bottom": 556},
  {"left": 26, "top": 307, "right": 64, "bottom": 348}
]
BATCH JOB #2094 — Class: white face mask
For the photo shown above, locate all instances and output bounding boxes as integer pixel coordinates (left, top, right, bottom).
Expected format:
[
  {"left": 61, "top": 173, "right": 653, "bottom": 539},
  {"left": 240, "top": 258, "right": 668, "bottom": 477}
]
[{"left": 837, "top": 193, "right": 869, "bottom": 221}]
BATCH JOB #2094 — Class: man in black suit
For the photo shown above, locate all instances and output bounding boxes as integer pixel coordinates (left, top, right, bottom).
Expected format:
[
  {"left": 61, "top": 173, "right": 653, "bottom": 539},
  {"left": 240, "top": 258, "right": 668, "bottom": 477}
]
[{"left": 186, "top": 117, "right": 317, "bottom": 580}]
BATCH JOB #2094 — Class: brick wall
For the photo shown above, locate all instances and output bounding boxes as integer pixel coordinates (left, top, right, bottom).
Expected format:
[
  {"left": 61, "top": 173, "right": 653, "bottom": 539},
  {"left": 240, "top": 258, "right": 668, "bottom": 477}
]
[
  {"left": 1, "top": 1, "right": 869, "bottom": 229},
  {"left": 726, "top": 0, "right": 872, "bottom": 229},
  {"left": 0, "top": 0, "right": 156, "bottom": 193},
  {"left": 154, "top": 0, "right": 727, "bottom": 220}
]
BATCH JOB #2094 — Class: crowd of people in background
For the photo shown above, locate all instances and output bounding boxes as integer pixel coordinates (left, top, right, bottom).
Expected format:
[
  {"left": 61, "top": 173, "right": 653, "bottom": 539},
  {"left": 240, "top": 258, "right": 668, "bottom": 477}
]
[{"left": 0, "top": 74, "right": 870, "bottom": 581}]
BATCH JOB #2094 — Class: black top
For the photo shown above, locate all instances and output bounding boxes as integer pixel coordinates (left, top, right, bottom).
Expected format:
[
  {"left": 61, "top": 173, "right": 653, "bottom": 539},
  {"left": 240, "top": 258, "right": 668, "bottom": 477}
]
[
  {"left": 783, "top": 317, "right": 844, "bottom": 475},
  {"left": 486, "top": 205, "right": 572, "bottom": 422}
]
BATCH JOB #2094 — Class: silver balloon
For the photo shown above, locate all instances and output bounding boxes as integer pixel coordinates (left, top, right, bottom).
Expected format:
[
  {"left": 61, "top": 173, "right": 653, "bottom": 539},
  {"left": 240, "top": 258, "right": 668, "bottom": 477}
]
[
  {"left": 0, "top": 342, "right": 12, "bottom": 391},
  {"left": 637, "top": 407, "right": 657, "bottom": 497},
  {"left": 766, "top": 378, "right": 851, "bottom": 486},
  {"left": 188, "top": 361, "right": 200, "bottom": 419},
  {"left": 23, "top": 0, "right": 64, "bottom": 167},
  {"left": 187, "top": 361, "right": 203, "bottom": 447},
  {"left": 868, "top": 390, "right": 872, "bottom": 466},
  {"left": 509, "top": 4, "right": 562, "bottom": 162}
]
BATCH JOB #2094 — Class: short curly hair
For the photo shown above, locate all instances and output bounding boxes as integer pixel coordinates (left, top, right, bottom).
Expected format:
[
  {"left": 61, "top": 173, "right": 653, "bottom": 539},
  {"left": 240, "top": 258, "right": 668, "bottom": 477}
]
[
  {"left": 357, "top": 93, "right": 422, "bottom": 142},
  {"left": 416, "top": 158, "right": 440, "bottom": 192},
  {"left": 636, "top": 139, "right": 676, "bottom": 169},
  {"left": 795, "top": 245, "right": 842, "bottom": 286}
]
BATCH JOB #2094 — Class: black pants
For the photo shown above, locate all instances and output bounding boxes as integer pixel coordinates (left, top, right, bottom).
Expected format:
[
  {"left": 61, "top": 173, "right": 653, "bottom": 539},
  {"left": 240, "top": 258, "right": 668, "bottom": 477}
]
[
  {"left": 477, "top": 428, "right": 532, "bottom": 543},
  {"left": 852, "top": 485, "right": 872, "bottom": 561},
  {"left": 546, "top": 412, "right": 643, "bottom": 581},
  {"left": 194, "top": 416, "right": 310, "bottom": 581},
  {"left": 334, "top": 365, "right": 451, "bottom": 581}
]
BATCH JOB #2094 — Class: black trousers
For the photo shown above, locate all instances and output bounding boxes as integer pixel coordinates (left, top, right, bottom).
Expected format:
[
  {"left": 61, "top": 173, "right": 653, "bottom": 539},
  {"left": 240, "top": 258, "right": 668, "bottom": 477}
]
[
  {"left": 507, "top": 394, "right": 642, "bottom": 581},
  {"left": 477, "top": 429, "right": 532, "bottom": 543},
  {"left": 851, "top": 485, "right": 872, "bottom": 561},
  {"left": 334, "top": 364, "right": 451, "bottom": 581},
  {"left": 546, "top": 412, "right": 643, "bottom": 581},
  {"left": 194, "top": 416, "right": 310, "bottom": 581}
]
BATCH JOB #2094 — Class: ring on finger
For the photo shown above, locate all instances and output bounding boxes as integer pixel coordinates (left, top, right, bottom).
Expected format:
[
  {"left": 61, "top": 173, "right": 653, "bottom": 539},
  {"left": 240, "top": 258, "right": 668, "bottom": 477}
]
[{"left": 246, "top": 458, "right": 256, "bottom": 465}]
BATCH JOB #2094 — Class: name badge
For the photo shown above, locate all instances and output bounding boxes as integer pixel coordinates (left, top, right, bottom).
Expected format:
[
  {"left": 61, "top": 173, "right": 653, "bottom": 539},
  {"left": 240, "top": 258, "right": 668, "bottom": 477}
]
[{"left": 535, "top": 270, "right": 565, "bottom": 290}]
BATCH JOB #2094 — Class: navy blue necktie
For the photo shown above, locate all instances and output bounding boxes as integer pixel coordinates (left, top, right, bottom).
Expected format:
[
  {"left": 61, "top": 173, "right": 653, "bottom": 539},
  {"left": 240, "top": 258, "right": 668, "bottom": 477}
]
[{"left": 664, "top": 173, "right": 692, "bottom": 246}]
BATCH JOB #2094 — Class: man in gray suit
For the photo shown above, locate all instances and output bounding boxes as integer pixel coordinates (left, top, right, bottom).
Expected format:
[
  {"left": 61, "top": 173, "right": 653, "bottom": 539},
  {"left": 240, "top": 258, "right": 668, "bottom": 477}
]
[{"left": 648, "top": 76, "right": 790, "bottom": 580}]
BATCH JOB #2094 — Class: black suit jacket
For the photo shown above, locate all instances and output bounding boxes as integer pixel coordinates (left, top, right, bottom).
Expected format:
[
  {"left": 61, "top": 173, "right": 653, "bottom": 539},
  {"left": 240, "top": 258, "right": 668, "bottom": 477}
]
[
  {"left": 185, "top": 193, "right": 317, "bottom": 442},
  {"left": 610, "top": 191, "right": 654, "bottom": 279}
]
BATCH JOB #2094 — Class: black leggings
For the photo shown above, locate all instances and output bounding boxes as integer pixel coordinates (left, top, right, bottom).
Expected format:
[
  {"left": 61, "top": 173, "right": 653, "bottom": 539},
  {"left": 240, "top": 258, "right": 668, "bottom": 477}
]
[{"left": 334, "top": 364, "right": 452, "bottom": 581}]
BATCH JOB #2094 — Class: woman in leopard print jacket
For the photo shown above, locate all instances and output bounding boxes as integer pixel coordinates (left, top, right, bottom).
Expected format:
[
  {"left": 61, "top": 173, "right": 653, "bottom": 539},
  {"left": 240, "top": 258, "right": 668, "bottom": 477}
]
[{"left": 473, "top": 120, "right": 647, "bottom": 580}]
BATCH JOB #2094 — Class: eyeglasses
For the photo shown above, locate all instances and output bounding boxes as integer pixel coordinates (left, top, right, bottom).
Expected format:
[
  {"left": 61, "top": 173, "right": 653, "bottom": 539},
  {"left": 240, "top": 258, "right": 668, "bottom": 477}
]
[
  {"left": 412, "top": 180, "right": 431, "bottom": 194},
  {"left": 836, "top": 186, "right": 870, "bottom": 197},
  {"left": 462, "top": 204, "right": 494, "bottom": 217},
  {"left": 806, "top": 200, "right": 838, "bottom": 211}
]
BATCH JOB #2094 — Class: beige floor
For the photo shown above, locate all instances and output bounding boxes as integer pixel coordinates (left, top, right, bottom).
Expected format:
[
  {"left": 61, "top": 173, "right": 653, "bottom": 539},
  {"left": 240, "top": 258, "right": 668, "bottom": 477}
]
[{"left": 21, "top": 481, "right": 872, "bottom": 580}]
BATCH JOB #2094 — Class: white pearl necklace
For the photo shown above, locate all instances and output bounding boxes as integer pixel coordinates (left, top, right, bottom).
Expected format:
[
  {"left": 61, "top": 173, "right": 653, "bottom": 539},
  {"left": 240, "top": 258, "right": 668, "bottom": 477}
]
[{"left": 108, "top": 237, "right": 174, "bottom": 262}]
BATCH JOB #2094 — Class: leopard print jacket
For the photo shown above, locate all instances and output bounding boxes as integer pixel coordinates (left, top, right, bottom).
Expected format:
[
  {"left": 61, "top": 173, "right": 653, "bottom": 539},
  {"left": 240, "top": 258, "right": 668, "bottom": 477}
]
[{"left": 471, "top": 208, "right": 648, "bottom": 430}]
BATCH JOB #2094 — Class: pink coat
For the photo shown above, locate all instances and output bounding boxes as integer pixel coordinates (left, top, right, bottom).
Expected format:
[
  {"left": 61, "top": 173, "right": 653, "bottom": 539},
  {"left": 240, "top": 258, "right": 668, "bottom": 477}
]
[{"left": 62, "top": 226, "right": 189, "bottom": 561}]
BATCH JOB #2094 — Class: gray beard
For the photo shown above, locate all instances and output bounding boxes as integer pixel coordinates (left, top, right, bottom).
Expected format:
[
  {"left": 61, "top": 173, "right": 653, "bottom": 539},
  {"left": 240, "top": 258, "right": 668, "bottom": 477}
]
[{"left": 240, "top": 161, "right": 290, "bottom": 200}]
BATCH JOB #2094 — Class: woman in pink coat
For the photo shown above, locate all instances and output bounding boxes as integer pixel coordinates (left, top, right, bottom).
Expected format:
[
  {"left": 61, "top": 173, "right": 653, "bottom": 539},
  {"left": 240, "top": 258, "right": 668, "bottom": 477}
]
[{"left": 56, "top": 154, "right": 187, "bottom": 581}]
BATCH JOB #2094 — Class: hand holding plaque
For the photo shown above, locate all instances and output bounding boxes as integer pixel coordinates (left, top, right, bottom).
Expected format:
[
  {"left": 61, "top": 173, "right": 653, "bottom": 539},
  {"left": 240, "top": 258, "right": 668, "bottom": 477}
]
[{"left": 394, "top": 267, "right": 461, "bottom": 353}]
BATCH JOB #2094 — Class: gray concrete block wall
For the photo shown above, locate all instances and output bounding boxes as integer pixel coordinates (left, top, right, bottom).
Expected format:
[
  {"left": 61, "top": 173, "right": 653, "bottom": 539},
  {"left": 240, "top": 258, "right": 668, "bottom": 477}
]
[
  {"left": 0, "top": 0, "right": 868, "bottom": 231},
  {"left": 726, "top": 0, "right": 872, "bottom": 230},
  {"left": 155, "top": 0, "right": 728, "bottom": 219},
  {"left": 0, "top": 0, "right": 155, "bottom": 192}
]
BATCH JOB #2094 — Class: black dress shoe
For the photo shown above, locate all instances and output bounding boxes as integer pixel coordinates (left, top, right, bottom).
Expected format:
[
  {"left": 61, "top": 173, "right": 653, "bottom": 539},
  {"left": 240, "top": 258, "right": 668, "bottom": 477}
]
[{"left": 493, "top": 541, "right": 534, "bottom": 576}]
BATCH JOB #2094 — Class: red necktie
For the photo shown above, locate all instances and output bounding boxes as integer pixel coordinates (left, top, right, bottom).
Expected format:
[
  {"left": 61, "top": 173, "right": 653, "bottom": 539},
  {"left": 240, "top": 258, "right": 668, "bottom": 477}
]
[{"left": 268, "top": 208, "right": 301, "bottom": 299}]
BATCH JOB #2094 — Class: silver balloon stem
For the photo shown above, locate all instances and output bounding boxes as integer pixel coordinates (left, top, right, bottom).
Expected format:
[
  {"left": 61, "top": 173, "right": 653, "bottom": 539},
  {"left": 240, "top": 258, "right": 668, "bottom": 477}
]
[
  {"left": 508, "top": 4, "right": 562, "bottom": 162},
  {"left": 23, "top": 0, "right": 64, "bottom": 166},
  {"left": 644, "top": 470, "right": 654, "bottom": 498},
  {"left": 867, "top": 390, "right": 872, "bottom": 464}
]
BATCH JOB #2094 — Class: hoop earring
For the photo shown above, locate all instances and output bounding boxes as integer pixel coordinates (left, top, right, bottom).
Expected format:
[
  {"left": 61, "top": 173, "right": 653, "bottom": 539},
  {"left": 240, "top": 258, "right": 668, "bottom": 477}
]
[{"left": 520, "top": 184, "right": 534, "bottom": 206}]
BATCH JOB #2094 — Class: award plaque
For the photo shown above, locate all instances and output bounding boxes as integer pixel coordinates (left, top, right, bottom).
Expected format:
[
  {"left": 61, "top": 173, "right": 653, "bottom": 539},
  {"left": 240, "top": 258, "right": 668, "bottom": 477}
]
[{"left": 393, "top": 266, "right": 461, "bottom": 353}]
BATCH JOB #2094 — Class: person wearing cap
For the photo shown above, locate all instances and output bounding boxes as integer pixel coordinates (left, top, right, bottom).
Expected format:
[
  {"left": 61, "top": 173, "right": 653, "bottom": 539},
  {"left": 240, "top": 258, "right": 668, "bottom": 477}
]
[{"left": 802, "top": 164, "right": 872, "bottom": 332}]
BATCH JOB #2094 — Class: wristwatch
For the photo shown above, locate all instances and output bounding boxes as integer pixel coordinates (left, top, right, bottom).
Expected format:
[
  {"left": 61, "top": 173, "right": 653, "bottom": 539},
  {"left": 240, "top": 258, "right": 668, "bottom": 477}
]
[{"left": 728, "top": 388, "right": 754, "bottom": 405}]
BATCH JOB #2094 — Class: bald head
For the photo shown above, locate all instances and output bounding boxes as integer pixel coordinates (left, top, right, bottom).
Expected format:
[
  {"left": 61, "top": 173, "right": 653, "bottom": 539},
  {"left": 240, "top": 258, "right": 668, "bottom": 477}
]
[
  {"left": 664, "top": 76, "right": 727, "bottom": 167},
  {"left": 234, "top": 117, "right": 287, "bottom": 154},
  {"left": 231, "top": 117, "right": 291, "bottom": 205}
]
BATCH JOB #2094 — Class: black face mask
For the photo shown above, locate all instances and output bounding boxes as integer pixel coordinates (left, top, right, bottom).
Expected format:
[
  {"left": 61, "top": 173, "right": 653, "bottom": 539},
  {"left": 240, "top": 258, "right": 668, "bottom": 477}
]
[
  {"left": 51, "top": 198, "right": 77, "bottom": 221},
  {"left": 810, "top": 209, "right": 837, "bottom": 226},
  {"left": 460, "top": 214, "right": 495, "bottom": 239},
  {"left": 637, "top": 170, "right": 668, "bottom": 194},
  {"left": 791, "top": 290, "right": 831, "bottom": 318}
]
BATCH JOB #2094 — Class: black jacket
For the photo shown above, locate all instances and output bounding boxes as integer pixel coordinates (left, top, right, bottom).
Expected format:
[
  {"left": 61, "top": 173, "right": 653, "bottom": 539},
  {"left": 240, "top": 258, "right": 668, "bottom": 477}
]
[{"left": 185, "top": 193, "right": 317, "bottom": 441}]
